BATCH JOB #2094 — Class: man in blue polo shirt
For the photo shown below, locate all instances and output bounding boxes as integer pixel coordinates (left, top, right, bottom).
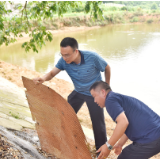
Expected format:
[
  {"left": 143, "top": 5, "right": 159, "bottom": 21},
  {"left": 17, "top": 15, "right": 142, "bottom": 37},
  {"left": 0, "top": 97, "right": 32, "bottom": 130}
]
[
  {"left": 33, "top": 37, "right": 111, "bottom": 151},
  {"left": 90, "top": 81, "right": 160, "bottom": 159}
]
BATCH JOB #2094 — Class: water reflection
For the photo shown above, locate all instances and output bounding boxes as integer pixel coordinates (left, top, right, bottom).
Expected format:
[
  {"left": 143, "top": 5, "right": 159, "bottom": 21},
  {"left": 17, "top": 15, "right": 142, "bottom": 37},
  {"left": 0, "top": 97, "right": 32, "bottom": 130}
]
[{"left": 0, "top": 23, "right": 160, "bottom": 114}]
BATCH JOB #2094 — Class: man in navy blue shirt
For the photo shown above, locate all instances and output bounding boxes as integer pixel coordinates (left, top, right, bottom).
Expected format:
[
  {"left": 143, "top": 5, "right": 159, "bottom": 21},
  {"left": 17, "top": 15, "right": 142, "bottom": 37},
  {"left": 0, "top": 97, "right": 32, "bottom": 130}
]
[
  {"left": 90, "top": 81, "right": 160, "bottom": 159},
  {"left": 33, "top": 37, "right": 111, "bottom": 151}
]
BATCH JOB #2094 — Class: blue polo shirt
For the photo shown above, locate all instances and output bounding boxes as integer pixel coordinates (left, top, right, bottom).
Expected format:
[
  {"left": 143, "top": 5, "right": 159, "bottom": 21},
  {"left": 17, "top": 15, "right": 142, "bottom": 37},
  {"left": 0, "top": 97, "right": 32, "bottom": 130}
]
[
  {"left": 105, "top": 91, "right": 160, "bottom": 144},
  {"left": 56, "top": 50, "right": 107, "bottom": 96}
]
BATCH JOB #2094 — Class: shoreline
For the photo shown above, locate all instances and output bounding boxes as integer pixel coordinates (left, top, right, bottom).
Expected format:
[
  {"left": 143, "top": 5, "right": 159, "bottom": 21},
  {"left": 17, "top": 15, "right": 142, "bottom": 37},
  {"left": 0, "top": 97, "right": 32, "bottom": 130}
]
[{"left": 9, "top": 15, "right": 160, "bottom": 44}]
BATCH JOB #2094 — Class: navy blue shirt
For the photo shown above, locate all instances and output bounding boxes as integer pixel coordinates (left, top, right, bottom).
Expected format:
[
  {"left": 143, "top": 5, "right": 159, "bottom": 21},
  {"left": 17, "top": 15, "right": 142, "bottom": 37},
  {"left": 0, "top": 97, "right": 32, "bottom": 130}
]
[
  {"left": 56, "top": 50, "right": 107, "bottom": 96},
  {"left": 105, "top": 91, "right": 160, "bottom": 144}
]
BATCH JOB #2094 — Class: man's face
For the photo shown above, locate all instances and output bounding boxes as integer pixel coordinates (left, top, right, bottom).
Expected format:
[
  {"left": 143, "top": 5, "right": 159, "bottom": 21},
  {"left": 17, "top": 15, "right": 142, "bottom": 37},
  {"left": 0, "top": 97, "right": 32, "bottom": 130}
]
[
  {"left": 90, "top": 89, "right": 106, "bottom": 108},
  {"left": 60, "top": 46, "right": 78, "bottom": 64}
]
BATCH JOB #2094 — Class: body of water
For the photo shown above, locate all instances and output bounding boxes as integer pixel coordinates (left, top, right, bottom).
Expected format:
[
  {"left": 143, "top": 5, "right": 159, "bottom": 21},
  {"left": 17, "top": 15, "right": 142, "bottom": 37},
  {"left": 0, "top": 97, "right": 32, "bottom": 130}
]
[{"left": 0, "top": 23, "right": 160, "bottom": 114}]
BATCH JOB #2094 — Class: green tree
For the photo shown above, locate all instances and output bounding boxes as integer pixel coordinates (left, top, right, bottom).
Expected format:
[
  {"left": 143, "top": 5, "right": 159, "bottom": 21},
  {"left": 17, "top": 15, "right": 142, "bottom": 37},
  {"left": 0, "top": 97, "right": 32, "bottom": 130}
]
[
  {"left": 151, "top": 3, "right": 158, "bottom": 10},
  {"left": 0, "top": 1, "right": 103, "bottom": 52}
]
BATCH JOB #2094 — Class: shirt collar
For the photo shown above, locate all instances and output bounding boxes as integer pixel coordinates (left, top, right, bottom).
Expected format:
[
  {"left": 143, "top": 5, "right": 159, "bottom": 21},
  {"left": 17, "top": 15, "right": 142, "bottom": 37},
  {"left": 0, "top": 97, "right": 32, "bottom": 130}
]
[
  {"left": 71, "top": 50, "right": 85, "bottom": 65},
  {"left": 105, "top": 90, "right": 112, "bottom": 101},
  {"left": 79, "top": 50, "right": 85, "bottom": 65}
]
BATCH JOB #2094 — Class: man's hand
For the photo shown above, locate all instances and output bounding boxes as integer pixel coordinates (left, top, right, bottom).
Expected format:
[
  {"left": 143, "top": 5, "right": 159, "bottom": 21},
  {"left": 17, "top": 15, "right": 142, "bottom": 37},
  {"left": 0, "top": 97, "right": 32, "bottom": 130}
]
[
  {"left": 96, "top": 144, "right": 111, "bottom": 159},
  {"left": 33, "top": 77, "right": 45, "bottom": 85},
  {"left": 113, "top": 144, "right": 122, "bottom": 155},
  {"left": 32, "top": 67, "right": 61, "bottom": 85}
]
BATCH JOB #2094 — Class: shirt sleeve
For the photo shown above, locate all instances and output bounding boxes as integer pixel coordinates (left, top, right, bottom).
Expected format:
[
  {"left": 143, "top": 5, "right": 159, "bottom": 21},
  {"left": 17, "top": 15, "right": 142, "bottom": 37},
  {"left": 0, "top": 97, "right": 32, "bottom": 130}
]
[
  {"left": 55, "top": 57, "right": 65, "bottom": 70},
  {"left": 106, "top": 99, "right": 124, "bottom": 122},
  {"left": 94, "top": 53, "right": 107, "bottom": 72}
]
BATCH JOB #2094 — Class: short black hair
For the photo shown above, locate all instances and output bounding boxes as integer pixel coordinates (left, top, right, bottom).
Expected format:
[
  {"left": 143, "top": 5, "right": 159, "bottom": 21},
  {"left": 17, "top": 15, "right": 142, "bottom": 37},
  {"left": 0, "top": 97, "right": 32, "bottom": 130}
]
[
  {"left": 90, "top": 81, "right": 111, "bottom": 92},
  {"left": 60, "top": 37, "right": 78, "bottom": 50}
]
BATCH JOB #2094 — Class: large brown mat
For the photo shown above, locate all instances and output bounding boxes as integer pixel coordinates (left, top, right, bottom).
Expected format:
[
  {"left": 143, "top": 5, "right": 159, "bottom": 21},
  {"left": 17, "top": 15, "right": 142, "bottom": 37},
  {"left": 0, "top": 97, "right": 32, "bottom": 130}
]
[{"left": 22, "top": 76, "right": 92, "bottom": 159}]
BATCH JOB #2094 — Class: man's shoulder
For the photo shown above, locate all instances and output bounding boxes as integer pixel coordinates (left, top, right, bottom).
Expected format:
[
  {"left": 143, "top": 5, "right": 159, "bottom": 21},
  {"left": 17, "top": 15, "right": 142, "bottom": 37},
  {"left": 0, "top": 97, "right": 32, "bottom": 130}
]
[
  {"left": 106, "top": 91, "right": 118, "bottom": 99},
  {"left": 58, "top": 57, "right": 65, "bottom": 63},
  {"left": 105, "top": 92, "right": 123, "bottom": 104}
]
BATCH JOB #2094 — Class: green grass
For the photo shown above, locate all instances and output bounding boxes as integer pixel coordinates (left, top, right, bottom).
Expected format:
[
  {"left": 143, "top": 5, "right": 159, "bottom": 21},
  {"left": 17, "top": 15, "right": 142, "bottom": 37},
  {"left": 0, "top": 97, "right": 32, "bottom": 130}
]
[
  {"left": 9, "top": 111, "right": 20, "bottom": 119},
  {"left": 3, "top": 7, "right": 160, "bottom": 31}
]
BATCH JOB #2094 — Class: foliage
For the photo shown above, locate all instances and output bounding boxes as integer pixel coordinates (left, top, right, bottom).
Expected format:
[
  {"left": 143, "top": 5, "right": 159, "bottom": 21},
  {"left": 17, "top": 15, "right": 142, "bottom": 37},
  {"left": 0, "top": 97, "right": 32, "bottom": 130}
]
[
  {"left": 0, "top": 1, "right": 103, "bottom": 52},
  {"left": 71, "top": 3, "right": 85, "bottom": 13}
]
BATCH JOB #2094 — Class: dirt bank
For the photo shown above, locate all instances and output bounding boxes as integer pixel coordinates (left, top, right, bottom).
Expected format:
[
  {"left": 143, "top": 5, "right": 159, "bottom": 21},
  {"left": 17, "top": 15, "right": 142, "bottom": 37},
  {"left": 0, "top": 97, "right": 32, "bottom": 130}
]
[
  {"left": 1, "top": 11, "right": 159, "bottom": 47},
  {"left": 14, "top": 26, "right": 101, "bottom": 44}
]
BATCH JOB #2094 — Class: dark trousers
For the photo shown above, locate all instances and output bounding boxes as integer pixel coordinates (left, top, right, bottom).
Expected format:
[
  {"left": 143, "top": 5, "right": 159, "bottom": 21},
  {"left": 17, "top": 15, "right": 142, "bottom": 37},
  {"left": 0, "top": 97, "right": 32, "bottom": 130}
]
[
  {"left": 118, "top": 136, "right": 160, "bottom": 159},
  {"left": 68, "top": 90, "right": 107, "bottom": 150}
]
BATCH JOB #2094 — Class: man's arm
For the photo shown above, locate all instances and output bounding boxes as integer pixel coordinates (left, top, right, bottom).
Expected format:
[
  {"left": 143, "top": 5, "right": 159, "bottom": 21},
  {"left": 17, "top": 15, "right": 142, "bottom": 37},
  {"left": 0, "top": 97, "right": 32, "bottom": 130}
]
[
  {"left": 113, "top": 134, "right": 128, "bottom": 155},
  {"left": 97, "top": 112, "right": 129, "bottom": 159},
  {"left": 33, "top": 67, "right": 61, "bottom": 84},
  {"left": 105, "top": 64, "right": 111, "bottom": 85},
  {"left": 115, "top": 134, "right": 128, "bottom": 147}
]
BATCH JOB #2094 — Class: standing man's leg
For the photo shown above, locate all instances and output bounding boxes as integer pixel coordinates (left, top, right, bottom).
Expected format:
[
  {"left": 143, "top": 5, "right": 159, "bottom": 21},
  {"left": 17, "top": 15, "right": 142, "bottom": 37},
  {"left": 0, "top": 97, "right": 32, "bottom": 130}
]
[
  {"left": 85, "top": 96, "right": 107, "bottom": 150},
  {"left": 68, "top": 90, "right": 85, "bottom": 113}
]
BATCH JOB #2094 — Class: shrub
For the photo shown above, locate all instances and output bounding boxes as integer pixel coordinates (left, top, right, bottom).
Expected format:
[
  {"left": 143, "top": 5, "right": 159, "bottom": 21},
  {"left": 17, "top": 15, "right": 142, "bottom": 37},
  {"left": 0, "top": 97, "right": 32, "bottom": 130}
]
[
  {"left": 128, "top": 7, "right": 135, "bottom": 12},
  {"left": 109, "top": 6, "right": 118, "bottom": 11},
  {"left": 75, "top": 22, "right": 80, "bottom": 27},
  {"left": 106, "top": 13, "right": 116, "bottom": 23},
  {"left": 72, "top": 4, "right": 85, "bottom": 13},
  {"left": 152, "top": 10, "right": 156, "bottom": 13},
  {"left": 130, "top": 16, "right": 139, "bottom": 22},
  {"left": 151, "top": 3, "right": 158, "bottom": 10},
  {"left": 121, "top": 6, "right": 127, "bottom": 11},
  {"left": 137, "top": 7, "right": 142, "bottom": 12},
  {"left": 52, "top": 23, "right": 58, "bottom": 29},
  {"left": 86, "top": 21, "right": 92, "bottom": 27},
  {"left": 63, "top": 19, "right": 72, "bottom": 26},
  {"left": 139, "top": 18, "right": 146, "bottom": 22},
  {"left": 134, "top": 12, "right": 143, "bottom": 16},
  {"left": 147, "top": 19, "right": 153, "bottom": 23}
]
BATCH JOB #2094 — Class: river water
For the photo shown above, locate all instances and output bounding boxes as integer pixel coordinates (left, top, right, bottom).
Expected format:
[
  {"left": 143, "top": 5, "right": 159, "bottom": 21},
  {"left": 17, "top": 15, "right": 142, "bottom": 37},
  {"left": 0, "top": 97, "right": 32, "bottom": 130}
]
[{"left": 0, "top": 23, "right": 160, "bottom": 114}]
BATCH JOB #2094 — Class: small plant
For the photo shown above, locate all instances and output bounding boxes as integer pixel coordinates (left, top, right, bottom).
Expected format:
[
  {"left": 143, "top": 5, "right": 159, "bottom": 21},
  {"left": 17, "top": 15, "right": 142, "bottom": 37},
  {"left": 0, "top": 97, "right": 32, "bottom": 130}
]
[{"left": 9, "top": 111, "right": 20, "bottom": 119}]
